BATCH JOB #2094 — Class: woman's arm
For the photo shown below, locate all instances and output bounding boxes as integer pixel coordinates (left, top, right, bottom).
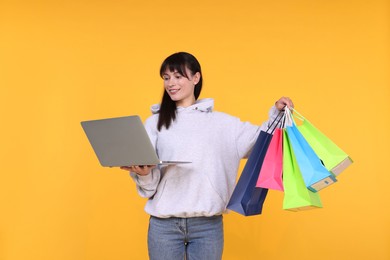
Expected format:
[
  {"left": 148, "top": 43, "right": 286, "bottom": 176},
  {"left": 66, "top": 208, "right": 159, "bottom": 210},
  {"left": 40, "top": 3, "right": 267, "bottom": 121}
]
[
  {"left": 128, "top": 167, "right": 161, "bottom": 198},
  {"left": 236, "top": 96, "right": 294, "bottom": 158}
]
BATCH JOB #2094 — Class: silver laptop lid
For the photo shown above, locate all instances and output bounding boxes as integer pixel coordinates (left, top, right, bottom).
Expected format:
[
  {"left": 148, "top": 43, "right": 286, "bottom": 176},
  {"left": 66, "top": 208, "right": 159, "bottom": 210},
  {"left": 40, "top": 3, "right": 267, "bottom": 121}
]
[{"left": 81, "top": 115, "right": 178, "bottom": 167}]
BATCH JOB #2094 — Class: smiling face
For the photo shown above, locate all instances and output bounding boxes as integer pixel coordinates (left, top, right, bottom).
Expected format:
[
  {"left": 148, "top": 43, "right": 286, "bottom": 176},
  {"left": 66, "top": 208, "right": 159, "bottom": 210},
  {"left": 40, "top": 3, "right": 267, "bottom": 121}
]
[{"left": 162, "top": 68, "right": 200, "bottom": 108}]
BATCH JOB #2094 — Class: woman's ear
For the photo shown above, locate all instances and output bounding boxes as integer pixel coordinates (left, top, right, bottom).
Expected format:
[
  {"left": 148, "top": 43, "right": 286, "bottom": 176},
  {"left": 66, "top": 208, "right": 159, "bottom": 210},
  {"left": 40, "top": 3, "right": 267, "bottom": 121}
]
[{"left": 193, "top": 72, "right": 201, "bottom": 85}]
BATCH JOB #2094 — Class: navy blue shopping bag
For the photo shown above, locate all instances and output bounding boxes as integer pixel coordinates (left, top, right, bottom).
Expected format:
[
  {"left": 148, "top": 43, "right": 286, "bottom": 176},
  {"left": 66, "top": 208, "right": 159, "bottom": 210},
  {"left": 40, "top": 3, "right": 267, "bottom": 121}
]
[
  {"left": 227, "top": 112, "right": 283, "bottom": 216},
  {"left": 227, "top": 131, "right": 272, "bottom": 216}
]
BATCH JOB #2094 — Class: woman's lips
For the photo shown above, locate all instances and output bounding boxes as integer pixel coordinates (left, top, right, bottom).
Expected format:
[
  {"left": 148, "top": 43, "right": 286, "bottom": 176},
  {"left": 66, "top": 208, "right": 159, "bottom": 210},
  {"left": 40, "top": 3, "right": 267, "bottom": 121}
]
[{"left": 168, "top": 89, "right": 179, "bottom": 94}]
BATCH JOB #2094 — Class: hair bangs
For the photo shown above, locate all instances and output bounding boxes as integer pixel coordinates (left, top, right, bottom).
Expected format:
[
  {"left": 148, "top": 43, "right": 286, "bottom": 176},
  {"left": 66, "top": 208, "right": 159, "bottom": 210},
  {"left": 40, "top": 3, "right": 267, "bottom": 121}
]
[{"left": 160, "top": 57, "right": 189, "bottom": 79}]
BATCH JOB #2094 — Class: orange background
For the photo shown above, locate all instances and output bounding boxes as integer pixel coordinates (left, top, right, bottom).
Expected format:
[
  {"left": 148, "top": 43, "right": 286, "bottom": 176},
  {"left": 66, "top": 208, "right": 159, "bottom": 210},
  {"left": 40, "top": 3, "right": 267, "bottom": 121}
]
[{"left": 1, "top": 0, "right": 389, "bottom": 259}]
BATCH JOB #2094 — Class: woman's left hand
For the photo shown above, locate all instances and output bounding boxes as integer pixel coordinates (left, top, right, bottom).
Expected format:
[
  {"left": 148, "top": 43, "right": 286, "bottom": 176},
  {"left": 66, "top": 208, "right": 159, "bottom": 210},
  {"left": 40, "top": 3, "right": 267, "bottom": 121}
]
[
  {"left": 120, "top": 165, "right": 156, "bottom": 176},
  {"left": 275, "top": 96, "right": 294, "bottom": 111}
]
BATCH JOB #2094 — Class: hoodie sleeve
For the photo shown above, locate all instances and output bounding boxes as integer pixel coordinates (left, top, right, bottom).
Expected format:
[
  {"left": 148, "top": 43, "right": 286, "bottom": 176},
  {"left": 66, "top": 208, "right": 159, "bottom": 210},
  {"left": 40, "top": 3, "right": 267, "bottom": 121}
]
[
  {"left": 259, "top": 105, "right": 282, "bottom": 131},
  {"left": 236, "top": 105, "right": 281, "bottom": 159},
  {"left": 130, "top": 168, "right": 160, "bottom": 198},
  {"left": 129, "top": 115, "right": 161, "bottom": 198}
]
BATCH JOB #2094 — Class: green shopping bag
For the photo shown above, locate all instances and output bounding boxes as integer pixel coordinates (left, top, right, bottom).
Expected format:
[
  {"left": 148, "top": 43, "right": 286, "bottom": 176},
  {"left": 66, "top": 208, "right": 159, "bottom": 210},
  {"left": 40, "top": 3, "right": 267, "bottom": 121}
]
[
  {"left": 282, "top": 129, "right": 323, "bottom": 211},
  {"left": 294, "top": 109, "right": 353, "bottom": 176}
]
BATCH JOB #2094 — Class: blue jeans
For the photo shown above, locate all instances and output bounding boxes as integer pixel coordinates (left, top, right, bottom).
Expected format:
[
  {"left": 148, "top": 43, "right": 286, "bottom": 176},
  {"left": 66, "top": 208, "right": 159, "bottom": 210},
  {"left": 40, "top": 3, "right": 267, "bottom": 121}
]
[{"left": 148, "top": 215, "right": 224, "bottom": 260}]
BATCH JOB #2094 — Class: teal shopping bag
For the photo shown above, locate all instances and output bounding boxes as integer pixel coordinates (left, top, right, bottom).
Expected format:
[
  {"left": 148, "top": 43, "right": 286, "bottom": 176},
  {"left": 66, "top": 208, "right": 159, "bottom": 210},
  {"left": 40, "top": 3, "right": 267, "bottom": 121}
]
[{"left": 284, "top": 108, "right": 336, "bottom": 192}]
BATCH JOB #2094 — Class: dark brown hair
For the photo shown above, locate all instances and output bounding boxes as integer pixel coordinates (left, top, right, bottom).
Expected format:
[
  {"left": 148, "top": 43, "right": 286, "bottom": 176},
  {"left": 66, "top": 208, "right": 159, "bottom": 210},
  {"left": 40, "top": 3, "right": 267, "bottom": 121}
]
[{"left": 157, "top": 52, "right": 203, "bottom": 131}]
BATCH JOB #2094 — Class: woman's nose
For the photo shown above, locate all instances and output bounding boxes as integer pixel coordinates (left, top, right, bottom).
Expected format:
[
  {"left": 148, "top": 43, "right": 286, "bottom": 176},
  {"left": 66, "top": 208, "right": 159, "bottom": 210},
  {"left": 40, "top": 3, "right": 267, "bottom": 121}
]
[{"left": 168, "top": 78, "right": 176, "bottom": 87}]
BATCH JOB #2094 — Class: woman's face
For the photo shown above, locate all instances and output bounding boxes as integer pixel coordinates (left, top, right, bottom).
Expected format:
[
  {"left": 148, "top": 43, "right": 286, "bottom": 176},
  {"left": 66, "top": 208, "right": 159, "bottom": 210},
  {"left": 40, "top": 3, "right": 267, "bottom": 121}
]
[{"left": 162, "top": 68, "right": 200, "bottom": 108}]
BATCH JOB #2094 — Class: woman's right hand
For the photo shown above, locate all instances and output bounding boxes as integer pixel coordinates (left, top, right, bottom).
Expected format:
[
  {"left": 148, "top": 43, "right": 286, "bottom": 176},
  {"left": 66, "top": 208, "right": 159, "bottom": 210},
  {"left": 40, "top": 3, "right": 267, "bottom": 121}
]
[{"left": 120, "top": 165, "right": 156, "bottom": 176}]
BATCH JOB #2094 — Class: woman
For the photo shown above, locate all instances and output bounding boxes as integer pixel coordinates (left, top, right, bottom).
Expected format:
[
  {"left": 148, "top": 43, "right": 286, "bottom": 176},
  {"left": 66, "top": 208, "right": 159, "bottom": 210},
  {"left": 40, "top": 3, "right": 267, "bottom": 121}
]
[{"left": 121, "top": 52, "right": 293, "bottom": 260}]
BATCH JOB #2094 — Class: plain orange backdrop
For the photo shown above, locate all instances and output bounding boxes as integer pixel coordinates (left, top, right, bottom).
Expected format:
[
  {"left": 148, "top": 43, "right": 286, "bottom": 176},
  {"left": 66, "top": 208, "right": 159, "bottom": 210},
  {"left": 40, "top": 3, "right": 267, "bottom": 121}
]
[{"left": 0, "top": 0, "right": 389, "bottom": 259}]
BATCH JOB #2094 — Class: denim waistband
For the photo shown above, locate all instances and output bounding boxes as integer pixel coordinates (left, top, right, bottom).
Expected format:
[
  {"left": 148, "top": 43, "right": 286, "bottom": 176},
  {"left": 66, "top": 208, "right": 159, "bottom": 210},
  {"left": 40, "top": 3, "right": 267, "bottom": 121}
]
[{"left": 150, "top": 215, "right": 223, "bottom": 220}]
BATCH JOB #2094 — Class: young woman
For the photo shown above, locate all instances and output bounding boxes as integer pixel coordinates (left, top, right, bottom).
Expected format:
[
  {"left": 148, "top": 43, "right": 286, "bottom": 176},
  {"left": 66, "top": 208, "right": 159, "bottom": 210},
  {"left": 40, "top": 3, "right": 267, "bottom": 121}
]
[{"left": 121, "top": 52, "right": 293, "bottom": 260}]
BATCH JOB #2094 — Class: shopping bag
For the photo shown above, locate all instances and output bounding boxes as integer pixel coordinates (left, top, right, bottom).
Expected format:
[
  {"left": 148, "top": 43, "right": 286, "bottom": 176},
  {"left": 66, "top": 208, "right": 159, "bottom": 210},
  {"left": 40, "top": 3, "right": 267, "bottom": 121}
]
[
  {"left": 227, "top": 131, "right": 272, "bottom": 216},
  {"left": 256, "top": 128, "right": 284, "bottom": 191},
  {"left": 282, "top": 129, "right": 323, "bottom": 211},
  {"left": 227, "top": 112, "right": 283, "bottom": 216},
  {"left": 284, "top": 109, "right": 336, "bottom": 192},
  {"left": 294, "top": 109, "right": 353, "bottom": 176}
]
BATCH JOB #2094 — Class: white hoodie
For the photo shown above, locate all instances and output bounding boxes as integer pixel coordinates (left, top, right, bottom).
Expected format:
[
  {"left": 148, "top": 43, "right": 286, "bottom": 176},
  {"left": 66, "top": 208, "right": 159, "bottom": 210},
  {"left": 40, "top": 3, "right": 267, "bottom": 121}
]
[{"left": 130, "top": 98, "right": 280, "bottom": 218}]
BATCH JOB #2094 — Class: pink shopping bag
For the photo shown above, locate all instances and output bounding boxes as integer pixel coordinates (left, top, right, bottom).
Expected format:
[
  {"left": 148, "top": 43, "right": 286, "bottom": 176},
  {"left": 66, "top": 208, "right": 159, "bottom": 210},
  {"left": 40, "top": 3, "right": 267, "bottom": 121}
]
[{"left": 256, "top": 128, "right": 284, "bottom": 191}]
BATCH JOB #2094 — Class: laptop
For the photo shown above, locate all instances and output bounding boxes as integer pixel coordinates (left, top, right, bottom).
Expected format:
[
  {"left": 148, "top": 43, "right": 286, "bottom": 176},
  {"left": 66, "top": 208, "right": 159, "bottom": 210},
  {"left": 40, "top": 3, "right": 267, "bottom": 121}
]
[{"left": 81, "top": 115, "right": 191, "bottom": 167}]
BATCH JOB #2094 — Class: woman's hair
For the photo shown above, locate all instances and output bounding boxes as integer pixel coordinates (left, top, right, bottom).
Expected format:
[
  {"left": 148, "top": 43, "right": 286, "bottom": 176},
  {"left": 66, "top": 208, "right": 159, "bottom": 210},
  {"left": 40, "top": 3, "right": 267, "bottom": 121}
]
[{"left": 157, "top": 52, "right": 203, "bottom": 131}]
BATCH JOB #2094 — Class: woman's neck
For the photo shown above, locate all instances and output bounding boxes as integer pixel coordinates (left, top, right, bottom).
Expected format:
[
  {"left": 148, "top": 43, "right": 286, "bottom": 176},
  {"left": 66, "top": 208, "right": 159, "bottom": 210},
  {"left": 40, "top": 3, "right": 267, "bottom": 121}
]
[{"left": 176, "top": 97, "right": 196, "bottom": 108}]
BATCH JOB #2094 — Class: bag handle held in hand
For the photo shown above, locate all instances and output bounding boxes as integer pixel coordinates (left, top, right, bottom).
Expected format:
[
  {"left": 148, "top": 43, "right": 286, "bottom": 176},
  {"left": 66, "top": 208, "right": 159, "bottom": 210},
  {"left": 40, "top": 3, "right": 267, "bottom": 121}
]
[
  {"left": 267, "top": 111, "right": 284, "bottom": 134},
  {"left": 290, "top": 107, "right": 305, "bottom": 122},
  {"left": 284, "top": 107, "right": 294, "bottom": 127}
]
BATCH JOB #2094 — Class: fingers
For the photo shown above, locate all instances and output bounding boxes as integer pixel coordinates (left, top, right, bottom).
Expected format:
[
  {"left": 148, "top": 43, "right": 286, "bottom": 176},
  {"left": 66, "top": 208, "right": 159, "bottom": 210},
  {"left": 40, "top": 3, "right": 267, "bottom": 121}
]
[
  {"left": 120, "top": 166, "right": 132, "bottom": 171},
  {"left": 120, "top": 165, "right": 156, "bottom": 176},
  {"left": 275, "top": 96, "right": 294, "bottom": 111}
]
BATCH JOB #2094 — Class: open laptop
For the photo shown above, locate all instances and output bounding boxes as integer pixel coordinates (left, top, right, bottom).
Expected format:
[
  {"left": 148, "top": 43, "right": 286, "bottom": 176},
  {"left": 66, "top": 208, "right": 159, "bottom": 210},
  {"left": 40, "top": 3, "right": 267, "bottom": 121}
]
[{"left": 81, "top": 115, "right": 191, "bottom": 167}]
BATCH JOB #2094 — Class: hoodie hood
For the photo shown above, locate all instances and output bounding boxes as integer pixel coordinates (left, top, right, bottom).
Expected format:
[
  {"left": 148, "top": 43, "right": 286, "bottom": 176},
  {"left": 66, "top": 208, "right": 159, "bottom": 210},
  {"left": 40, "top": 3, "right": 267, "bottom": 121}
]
[{"left": 150, "top": 98, "right": 214, "bottom": 114}]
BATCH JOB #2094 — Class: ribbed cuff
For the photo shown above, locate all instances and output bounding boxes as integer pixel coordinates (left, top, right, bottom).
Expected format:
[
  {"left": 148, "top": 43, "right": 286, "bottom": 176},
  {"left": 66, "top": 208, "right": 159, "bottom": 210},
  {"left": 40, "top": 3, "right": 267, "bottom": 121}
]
[{"left": 135, "top": 172, "right": 154, "bottom": 184}]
